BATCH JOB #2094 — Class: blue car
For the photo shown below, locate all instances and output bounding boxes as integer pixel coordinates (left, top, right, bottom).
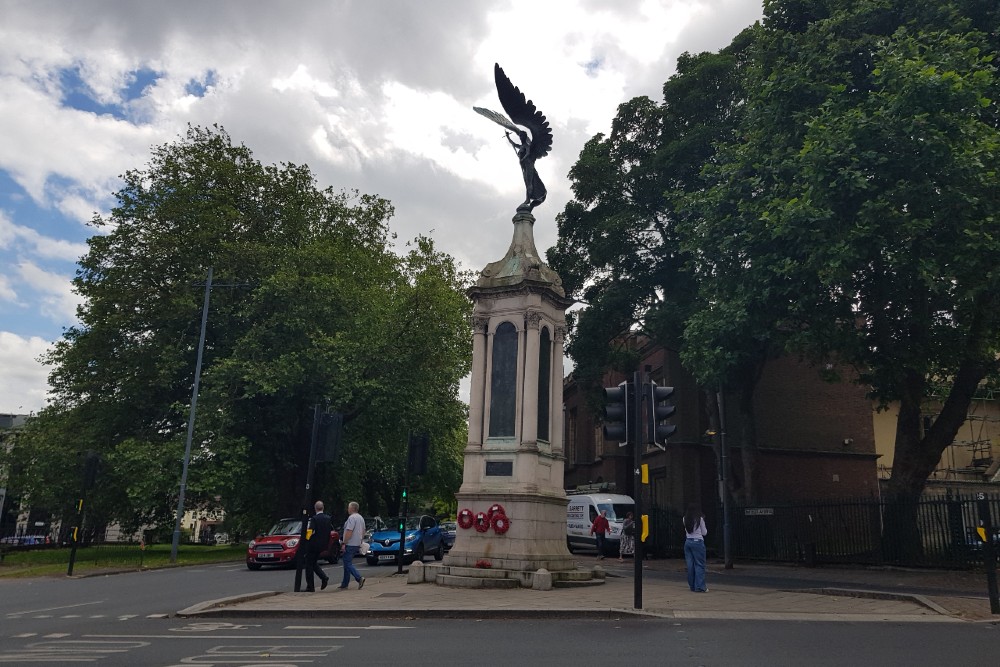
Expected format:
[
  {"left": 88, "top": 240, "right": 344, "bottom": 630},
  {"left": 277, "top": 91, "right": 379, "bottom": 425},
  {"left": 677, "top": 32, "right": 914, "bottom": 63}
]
[{"left": 366, "top": 515, "right": 445, "bottom": 566}]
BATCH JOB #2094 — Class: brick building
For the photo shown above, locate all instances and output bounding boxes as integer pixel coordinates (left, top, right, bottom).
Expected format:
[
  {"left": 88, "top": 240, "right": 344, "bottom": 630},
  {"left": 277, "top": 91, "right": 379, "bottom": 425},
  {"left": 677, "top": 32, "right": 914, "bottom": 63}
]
[{"left": 562, "top": 340, "right": 880, "bottom": 531}]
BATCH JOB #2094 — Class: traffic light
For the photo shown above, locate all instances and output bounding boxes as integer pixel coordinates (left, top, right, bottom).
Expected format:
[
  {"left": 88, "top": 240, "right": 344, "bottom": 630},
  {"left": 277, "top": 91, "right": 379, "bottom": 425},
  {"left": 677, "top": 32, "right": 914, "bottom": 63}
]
[
  {"left": 401, "top": 487, "right": 408, "bottom": 501},
  {"left": 647, "top": 382, "right": 676, "bottom": 447},
  {"left": 602, "top": 382, "right": 630, "bottom": 444},
  {"left": 407, "top": 434, "right": 429, "bottom": 475},
  {"left": 318, "top": 411, "right": 343, "bottom": 464}
]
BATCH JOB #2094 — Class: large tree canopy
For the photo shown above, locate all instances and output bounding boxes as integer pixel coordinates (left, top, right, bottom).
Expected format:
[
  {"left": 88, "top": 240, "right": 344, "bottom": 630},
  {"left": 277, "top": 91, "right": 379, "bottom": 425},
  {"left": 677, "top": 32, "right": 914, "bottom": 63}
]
[
  {"left": 687, "top": 0, "right": 1000, "bottom": 502},
  {"left": 5, "top": 126, "right": 471, "bottom": 538},
  {"left": 552, "top": 0, "right": 1000, "bottom": 508}
]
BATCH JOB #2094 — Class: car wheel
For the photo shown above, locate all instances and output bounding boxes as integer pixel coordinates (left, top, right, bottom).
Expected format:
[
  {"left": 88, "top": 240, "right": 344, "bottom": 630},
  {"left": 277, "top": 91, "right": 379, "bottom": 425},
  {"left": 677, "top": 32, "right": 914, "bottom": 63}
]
[
  {"left": 366, "top": 557, "right": 378, "bottom": 567},
  {"left": 246, "top": 562, "right": 262, "bottom": 571},
  {"left": 434, "top": 543, "right": 445, "bottom": 561}
]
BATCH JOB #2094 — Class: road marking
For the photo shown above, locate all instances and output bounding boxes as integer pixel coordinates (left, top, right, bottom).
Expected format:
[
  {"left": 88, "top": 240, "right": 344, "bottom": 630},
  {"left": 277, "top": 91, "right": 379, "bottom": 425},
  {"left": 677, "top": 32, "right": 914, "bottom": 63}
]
[
  {"left": 284, "top": 625, "right": 414, "bottom": 630},
  {"left": 61, "top": 615, "right": 81, "bottom": 618},
  {"left": 118, "top": 615, "right": 138, "bottom": 621},
  {"left": 5, "top": 601, "right": 104, "bottom": 617},
  {"left": 33, "top": 615, "right": 53, "bottom": 619},
  {"left": 85, "top": 634, "right": 359, "bottom": 640},
  {"left": 147, "top": 614, "right": 169, "bottom": 619},
  {"left": 11, "top": 633, "right": 36, "bottom": 638},
  {"left": 43, "top": 634, "right": 71, "bottom": 638},
  {"left": 88, "top": 615, "right": 106, "bottom": 619},
  {"left": 171, "top": 622, "right": 261, "bottom": 632},
  {"left": 0, "top": 640, "right": 149, "bottom": 663}
]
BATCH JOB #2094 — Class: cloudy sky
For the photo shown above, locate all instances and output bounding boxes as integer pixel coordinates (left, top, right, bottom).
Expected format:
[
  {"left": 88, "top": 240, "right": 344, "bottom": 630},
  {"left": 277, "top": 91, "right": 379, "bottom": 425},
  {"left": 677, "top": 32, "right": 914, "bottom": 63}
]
[{"left": 0, "top": 0, "right": 763, "bottom": 414}]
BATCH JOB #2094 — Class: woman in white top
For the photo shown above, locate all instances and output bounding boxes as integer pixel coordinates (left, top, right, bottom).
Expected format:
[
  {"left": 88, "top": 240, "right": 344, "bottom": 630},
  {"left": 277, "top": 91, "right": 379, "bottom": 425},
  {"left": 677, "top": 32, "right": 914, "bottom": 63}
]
[{"left": 683, "top": 504, "right": 708, "bottom": 592}]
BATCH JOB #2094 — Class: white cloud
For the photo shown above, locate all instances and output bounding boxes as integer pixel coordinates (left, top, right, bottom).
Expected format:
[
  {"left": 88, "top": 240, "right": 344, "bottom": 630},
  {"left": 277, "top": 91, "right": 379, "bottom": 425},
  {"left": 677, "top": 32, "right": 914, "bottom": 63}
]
[
  {"left": 16, "top": 262, "right": 82, "bottom": 323},
  {"left": 0, "top": 0, "right": 765, "bottom": 412},
  {"left": 0, "top": 331, "right": 53, "bottom": 414},
  {"left": 0, "top": 212, "right": 89, "bottom": 262},
  {"left": 0, "top": 274, "right": 17, "bottom": 303}
]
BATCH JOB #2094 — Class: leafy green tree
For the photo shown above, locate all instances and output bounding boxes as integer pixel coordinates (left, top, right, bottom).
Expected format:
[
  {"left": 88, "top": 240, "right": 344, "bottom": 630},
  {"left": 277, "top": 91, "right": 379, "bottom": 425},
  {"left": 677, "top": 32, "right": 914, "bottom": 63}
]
[
  {"left": 549, "top": 35, "right": 753, "bottom": 360},
  {"left": 680, "top": 0, "right": 1000, "bottom": 551},
  {"left": 549, "top": 30, "right": 762, "bottom": 497},
  {"left": 4, "top": 126, "right": 470, "bottom": 536}
]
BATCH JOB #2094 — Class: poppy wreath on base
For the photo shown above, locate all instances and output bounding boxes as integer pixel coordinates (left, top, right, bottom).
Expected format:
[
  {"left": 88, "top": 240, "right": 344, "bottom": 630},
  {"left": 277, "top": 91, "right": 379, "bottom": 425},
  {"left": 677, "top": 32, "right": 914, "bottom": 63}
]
[
  {"left": 486, "top": 503, "right": 506, "bottom": 522},
  {"left": 491, "top": 513, "right": 511, "bottom": 535},
  {"left": 457, "top": 509, "right": 475, "bottom": 530},
  {"left": 473, "top": 511, "right": 491, "bottom": 533}
]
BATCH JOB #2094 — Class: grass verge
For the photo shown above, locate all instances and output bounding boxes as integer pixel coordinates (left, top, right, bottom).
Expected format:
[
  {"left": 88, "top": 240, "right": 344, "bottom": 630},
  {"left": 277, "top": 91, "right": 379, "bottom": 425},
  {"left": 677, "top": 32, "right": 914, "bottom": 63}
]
[{"left": 0, "top": 543, "right": 246, "bottom": 578}]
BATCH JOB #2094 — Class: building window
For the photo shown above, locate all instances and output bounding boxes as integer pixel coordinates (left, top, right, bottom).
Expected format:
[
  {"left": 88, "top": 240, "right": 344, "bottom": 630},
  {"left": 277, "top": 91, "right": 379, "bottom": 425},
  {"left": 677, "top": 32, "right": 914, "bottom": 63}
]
[{"left": 488, "top": 321, "right": 518, "bottom": 438}]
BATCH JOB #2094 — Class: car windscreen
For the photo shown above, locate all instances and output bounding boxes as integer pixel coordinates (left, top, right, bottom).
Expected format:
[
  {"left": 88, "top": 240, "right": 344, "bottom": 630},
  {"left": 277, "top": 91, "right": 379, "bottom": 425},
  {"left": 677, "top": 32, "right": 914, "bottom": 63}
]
[
  {"left": 597, "top": 503, "right": 634, "bottom": 521},
  {"left": 268, "top": 519, "right": 302, "bottom": 536}
]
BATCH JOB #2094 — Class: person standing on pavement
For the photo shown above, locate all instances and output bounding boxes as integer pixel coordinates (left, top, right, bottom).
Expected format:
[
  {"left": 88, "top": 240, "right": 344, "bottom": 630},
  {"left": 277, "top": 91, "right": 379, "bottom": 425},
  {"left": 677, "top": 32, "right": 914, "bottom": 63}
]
[
  {"left": 619, "top": 511, "right": 636, "bottom": 562},
  {"left": 339, "top": 501, "right": 366, "bottom": 589},
  {"left": 683, "top": 503, "right": 708, "bottom": 592},
  {"left": 304, "top": 500, "right": 331, "bottom": 592},
  {"left": 590, "top": 509, "right": 610, "bottom": 560}
]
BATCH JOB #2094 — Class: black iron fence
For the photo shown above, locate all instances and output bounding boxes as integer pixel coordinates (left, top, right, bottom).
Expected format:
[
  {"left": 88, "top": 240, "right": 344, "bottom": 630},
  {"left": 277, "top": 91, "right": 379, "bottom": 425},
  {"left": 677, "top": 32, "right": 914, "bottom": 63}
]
[{"left": 727, "top": 494, "right": 1000, "bottom": 568}]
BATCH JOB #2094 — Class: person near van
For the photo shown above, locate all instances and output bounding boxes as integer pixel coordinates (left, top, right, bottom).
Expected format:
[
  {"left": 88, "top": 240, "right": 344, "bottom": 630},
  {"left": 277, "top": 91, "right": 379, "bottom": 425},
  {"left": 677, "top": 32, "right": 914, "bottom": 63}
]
[
  {"left": 590, "top": 509, "right": 610, "bottom": 559},
  {"left": 304, "top": 500, "right": 331, "bottom": 592},
  {"left": 339, "top": 501, "right": 366, "bottom": 590},
  {"left": 619, "top": 511, "right": 636, "bottom": 561},
  {"left": 683, "top": 504, "right": 708, "bottom": 592}
]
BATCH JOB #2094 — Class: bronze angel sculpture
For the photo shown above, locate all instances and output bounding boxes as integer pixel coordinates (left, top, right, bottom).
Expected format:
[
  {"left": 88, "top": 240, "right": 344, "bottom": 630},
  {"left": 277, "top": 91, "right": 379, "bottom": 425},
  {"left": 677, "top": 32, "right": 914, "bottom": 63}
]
[{"left": 474, "top": 63, "right": 553, "bottom": 213}]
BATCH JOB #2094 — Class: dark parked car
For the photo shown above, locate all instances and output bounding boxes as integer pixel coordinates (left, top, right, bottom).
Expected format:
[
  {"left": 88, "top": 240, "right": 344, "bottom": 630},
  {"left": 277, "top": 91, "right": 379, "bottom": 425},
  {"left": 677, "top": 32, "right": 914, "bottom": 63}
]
[
  {"left": 440, "top": 521, "right": 457, "bottom": 551},
  {"left": 246, "top": 518, "right": 339, "bottom": 570},
  {"left": 366, "top": 515, "right": 445, "bottom": 566}
]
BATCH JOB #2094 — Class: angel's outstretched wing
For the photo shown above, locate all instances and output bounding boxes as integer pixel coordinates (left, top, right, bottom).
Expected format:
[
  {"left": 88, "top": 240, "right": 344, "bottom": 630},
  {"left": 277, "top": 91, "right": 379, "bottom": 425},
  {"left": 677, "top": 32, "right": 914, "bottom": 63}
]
[
  {"left": 473, "top": 106, "right": 521, "bottom": 134},
  {"left": 493, "top": 63, "right": 553, "bottom": 160}
]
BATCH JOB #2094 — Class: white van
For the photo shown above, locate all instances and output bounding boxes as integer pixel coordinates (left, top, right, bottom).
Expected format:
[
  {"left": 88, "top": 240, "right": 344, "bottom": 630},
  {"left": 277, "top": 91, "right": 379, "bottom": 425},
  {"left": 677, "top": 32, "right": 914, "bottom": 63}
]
[{"left": 566, "top": 493, "right": 635, "bottom": 555}]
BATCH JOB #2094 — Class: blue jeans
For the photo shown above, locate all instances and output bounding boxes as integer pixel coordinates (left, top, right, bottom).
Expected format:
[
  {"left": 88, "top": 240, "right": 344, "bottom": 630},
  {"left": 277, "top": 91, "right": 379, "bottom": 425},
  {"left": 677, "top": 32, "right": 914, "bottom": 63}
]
[
  {"left": 684, "top": 538, "right": 707, "bottom": 591},
  {"left": 341, "top": 545, "right": 362, "bottom": 588},
  {"left": 594, "top": 533, "right": 606, "bottom": 556}
]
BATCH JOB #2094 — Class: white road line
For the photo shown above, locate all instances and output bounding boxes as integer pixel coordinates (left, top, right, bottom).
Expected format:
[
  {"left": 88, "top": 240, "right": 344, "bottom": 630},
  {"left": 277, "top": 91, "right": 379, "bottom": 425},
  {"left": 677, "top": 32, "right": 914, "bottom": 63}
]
[
  {"left": 6, "top": 601, "right": 104, "bottom": 617},
  {"left": 61, "top": 615, "right": 81, "bottom": 618},
  {"left": 88, "top": 615, "right": 106, "bottom": 619},
  {"left": 43, "top": 634, "right": 70, "bottom": 638},
  {"left": 118, "top": 615, "right": 138, "bottom": 621},
  {"left": 84, "top": 634, "right": 360, "bottom": 640},
  {"left": 284, "top": 625, "right": 414, "bottom": 630},
  {"left": 11, "top": 633, "right": 36, "bottom": 638},
  {"left": 146, "top": 614, "right": 168, "bottom": 618}
]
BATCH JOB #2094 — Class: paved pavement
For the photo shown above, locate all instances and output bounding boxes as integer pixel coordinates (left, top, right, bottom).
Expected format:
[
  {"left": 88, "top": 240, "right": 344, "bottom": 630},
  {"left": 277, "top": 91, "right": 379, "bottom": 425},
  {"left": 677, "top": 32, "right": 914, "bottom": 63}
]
[{"left": 178, "top": 557, "right": 1000, "bottom": 623}]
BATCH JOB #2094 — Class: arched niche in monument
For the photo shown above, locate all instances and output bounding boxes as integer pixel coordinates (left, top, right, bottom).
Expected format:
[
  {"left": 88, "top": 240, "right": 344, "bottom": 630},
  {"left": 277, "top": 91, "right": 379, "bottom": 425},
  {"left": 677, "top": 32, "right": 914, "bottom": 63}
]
[
  {"left": 488, "top": 321, "right": 518, "bottom": 438},
  {"left": 537, "top": 325, "right": 551, "bottom": 442}
]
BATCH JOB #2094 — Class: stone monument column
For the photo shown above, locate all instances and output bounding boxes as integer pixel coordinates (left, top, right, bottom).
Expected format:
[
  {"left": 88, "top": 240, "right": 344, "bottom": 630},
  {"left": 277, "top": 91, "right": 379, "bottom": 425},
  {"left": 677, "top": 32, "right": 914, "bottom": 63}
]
[{"left": 445, "top": 211, "right": 576, "bottom": 574}]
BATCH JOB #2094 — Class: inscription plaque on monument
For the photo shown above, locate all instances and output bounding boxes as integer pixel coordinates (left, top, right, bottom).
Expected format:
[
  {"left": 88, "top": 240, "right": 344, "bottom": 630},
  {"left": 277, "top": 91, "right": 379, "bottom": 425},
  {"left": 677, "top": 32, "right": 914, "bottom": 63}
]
[{"left": 485, "top": 461, "right": 514, "bottom": 476}]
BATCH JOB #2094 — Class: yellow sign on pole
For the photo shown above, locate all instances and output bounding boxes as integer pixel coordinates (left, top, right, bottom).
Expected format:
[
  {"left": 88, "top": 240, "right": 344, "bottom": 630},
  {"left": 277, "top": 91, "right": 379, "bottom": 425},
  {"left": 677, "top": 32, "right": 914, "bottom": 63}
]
[
  {"left": 641, "top": 514, "right": 649, "bottom": 542},
  {"left": 977, "top": 526, "right": 988, "bottom": 542},
  {"left": 641, "top": 463, "right": 649, "bottom": 484}
]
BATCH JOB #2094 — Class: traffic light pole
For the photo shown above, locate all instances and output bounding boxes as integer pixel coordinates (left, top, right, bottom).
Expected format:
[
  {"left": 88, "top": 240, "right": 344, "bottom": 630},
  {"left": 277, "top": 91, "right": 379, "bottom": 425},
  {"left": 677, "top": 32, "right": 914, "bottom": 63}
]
[
  {"left": 294, "top": 404, "right": 322, "bottom": 592},
  {"left": 397, "top": 477, "right": 409, "bottom": 575},
  {"left": 633, "top": 370, "right": 644, "bottom": 610}
]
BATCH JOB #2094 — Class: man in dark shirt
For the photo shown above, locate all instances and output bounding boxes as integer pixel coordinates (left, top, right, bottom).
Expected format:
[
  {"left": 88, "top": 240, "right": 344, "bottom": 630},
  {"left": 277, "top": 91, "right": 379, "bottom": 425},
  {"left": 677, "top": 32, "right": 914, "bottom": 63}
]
[{"left": 304, "top": 501, "right": 332, "bottom": 591}]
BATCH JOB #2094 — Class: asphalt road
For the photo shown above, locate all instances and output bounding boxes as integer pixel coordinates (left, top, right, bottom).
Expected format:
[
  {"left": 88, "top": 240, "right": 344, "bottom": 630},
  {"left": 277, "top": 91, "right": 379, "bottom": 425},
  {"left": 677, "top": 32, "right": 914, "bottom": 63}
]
[
  {"left": 2, "top": 559, "right": 997, "bottom": 666},
  {"left": 1, "top": 615, "right": 997, "bottom": 666}
]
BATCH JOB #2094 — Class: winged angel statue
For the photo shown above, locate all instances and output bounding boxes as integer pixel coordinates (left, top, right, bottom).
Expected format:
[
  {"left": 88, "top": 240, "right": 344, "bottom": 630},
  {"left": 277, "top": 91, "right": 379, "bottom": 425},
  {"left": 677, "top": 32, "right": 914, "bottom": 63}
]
[{"left": 474, "top": 63, "right": 553, "bottom": 213}]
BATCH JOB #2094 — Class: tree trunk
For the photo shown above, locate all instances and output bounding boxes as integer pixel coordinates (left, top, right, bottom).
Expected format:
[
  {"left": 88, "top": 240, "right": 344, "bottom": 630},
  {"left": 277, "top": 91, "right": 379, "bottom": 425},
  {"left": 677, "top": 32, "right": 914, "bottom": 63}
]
[{"left": 883, "top": 359, "right": 989, "bottom": 562}]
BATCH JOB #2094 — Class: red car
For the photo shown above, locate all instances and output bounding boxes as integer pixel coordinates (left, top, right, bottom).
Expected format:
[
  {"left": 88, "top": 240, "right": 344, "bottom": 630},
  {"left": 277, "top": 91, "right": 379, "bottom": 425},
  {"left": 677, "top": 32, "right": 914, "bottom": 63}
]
[{"left": 246, "top": 517, "right": 340, "bottom": 570}]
